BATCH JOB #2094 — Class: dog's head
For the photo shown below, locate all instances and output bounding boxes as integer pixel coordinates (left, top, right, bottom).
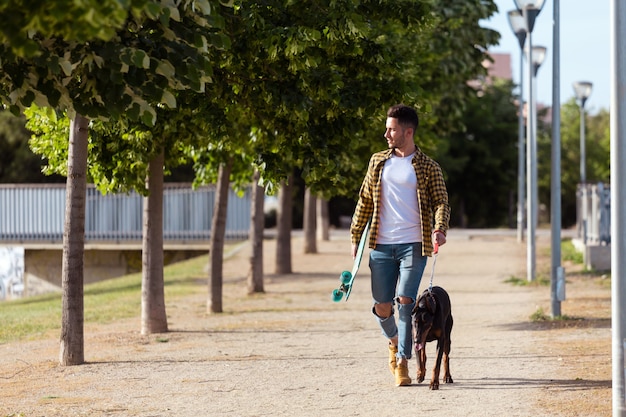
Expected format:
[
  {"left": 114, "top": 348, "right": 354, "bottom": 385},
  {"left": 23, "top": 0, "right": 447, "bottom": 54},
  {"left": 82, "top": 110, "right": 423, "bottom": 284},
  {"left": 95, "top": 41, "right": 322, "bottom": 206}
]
[{"left": 412, "top": 291, "right": 437, "bottom": 352}]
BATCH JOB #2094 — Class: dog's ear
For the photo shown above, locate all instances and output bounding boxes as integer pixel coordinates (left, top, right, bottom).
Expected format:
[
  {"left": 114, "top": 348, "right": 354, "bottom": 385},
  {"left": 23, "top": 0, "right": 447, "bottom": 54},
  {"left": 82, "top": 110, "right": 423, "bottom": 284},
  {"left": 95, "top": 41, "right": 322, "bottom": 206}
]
[{"left": 425, "top": 293, "right": 437, "bottom": 314}]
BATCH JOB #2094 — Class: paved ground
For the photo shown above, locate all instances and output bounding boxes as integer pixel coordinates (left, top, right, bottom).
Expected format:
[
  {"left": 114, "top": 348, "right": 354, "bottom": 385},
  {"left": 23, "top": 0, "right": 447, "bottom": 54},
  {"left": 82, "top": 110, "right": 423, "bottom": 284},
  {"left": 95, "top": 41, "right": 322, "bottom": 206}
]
[{"left": 0, "top": 228, "right": 611, "bottom": 416}]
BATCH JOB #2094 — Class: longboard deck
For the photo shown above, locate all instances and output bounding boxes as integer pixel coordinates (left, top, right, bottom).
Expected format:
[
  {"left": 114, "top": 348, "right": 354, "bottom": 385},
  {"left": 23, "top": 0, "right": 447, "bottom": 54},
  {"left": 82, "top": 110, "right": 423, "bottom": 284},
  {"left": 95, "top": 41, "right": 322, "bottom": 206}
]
[{"left": 332, "top": 220, "right": 370, "bottom": 302}]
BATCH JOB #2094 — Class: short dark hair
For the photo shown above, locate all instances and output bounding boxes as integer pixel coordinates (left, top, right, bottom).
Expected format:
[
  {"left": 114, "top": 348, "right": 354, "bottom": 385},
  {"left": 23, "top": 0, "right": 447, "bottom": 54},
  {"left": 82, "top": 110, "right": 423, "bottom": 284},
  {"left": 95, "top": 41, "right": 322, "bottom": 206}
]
[{"left": 387, "top": 104, "right": 419, "bottom": 131}]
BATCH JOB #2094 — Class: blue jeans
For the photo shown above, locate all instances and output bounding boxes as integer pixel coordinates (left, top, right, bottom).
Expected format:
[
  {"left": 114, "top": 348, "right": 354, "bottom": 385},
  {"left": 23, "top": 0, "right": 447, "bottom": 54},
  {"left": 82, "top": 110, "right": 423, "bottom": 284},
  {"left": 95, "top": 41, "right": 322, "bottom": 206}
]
[{"left": 369, "top": 242, "right": 427, "bottom": 360}]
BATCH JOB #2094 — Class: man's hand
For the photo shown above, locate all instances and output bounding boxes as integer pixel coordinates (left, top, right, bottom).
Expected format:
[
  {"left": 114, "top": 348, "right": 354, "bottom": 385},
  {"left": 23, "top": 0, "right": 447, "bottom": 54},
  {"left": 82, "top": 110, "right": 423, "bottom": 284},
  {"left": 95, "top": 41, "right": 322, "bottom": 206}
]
[
  {"left": 432, "top": 230, "right": 446, "bottom": 249},
  {"left": 351, "top": 243, "right": 358, "bottom": 259}
]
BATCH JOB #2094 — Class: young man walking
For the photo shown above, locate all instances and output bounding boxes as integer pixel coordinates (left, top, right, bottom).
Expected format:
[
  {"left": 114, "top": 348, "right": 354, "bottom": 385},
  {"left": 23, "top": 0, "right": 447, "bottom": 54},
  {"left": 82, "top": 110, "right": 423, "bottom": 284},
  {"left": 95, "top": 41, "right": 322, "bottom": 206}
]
[{"left": 350, "top": 104, "right": 450, "bottom": 386}]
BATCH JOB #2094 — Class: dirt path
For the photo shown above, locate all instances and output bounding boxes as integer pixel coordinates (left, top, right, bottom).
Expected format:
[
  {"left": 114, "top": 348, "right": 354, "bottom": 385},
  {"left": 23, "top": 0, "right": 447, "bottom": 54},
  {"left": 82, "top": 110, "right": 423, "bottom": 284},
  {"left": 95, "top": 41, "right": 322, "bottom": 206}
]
[{"left": 0, "top": 230, "right": 611, "bottom": 416}]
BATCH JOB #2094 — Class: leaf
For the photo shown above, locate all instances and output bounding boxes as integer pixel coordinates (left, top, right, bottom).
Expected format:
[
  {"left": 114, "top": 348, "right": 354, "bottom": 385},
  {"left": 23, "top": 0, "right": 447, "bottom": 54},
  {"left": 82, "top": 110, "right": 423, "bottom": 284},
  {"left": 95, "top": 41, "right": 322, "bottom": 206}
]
[
  {"left": 161, "top": 90, "right": 176, "bottom": 108},
  {"left": 59, "top": 57, "right": 73, "bottom": 76},
  {"left": 155, "top": 60, "right": 175, "bottom": 78},
  {"left": 133, "top": 50, "right": 150, "bottom": 69},
  {"left": 194, "top": 0, "right": 212, "bottom": 15}
]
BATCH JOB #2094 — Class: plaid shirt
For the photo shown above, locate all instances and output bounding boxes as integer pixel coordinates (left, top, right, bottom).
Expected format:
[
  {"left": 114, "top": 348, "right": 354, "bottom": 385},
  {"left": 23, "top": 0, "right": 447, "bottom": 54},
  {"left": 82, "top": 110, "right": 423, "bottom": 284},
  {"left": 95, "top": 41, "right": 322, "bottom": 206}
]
[{"left": 350, "top": 147, "right": 450, "bottom": 256}]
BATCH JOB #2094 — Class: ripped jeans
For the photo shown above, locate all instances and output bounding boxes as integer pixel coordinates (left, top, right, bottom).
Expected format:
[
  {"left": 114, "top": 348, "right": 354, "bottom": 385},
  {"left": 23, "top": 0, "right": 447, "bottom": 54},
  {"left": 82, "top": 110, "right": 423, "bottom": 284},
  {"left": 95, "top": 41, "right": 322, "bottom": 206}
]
[{"left": 369, "top": 242, "right": 427, "bottom": 360}]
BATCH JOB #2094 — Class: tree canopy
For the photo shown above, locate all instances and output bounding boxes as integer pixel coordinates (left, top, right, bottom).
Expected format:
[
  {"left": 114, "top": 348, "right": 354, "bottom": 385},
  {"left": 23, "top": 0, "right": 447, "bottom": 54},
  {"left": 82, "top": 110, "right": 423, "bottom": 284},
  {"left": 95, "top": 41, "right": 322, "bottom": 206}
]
[{"left": 0, "top": 0, "right": 229, "bottom": 126}]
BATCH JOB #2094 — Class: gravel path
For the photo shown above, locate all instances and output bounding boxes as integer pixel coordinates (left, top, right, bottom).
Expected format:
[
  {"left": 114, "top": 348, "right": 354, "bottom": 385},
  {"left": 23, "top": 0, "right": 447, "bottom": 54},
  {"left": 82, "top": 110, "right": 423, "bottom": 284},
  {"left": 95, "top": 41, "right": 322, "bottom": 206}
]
[{"left": 0, "top": 229, "right": 609, "bottom": 416}]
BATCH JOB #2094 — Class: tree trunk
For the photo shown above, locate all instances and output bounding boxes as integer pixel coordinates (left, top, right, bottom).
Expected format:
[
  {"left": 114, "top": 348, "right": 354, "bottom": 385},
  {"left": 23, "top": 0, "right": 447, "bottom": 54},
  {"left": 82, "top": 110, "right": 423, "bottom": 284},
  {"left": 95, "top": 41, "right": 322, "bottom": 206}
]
[
  {"left": 275, "top": 175, "right": 292, "bottom": 274},
  {"left": 317, "top": 197, "right": 330, "bottom": 241},
  {"left": 208, "top": 159, "right": 232, "bottom": 313},
  {"left": 247, "top": 170, "right": 265, "bottom": 294},
  {"left": 303, "top": 187, "right": 317, "bottom": 253},
  {"left": 247, "top": 171, "right": 265, "bottom": 294},
  {"left": 141, "top": 150, "right": 168, "bottom": 334},
  {"left": 59, "top": 114, "right": 89, "bottom": 366}
]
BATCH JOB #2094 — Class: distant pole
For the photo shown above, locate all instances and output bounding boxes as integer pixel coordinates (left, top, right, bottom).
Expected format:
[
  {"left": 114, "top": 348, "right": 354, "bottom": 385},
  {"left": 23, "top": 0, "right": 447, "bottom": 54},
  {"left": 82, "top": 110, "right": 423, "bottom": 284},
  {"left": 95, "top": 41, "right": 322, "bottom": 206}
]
[
  {"left": 611, "top": 0, "right": 626, "bottom": 414},
  {"left": 527, "top": 44, "right": 547, "bottom": 282},
  {"left": 515, "top": 0, "right": 546, "bottom": 282},
  {"left": 517, "top": 55, "right": 526, "bottom": 244},
  {"left": 573, "top": 80, "right": 592, "bottom": 243},
  {"left": 550, "top": 0, "right": 563, "bottom": 317},
  {"left": 508, "top": 9, "right": 527, "bottom": 244}
]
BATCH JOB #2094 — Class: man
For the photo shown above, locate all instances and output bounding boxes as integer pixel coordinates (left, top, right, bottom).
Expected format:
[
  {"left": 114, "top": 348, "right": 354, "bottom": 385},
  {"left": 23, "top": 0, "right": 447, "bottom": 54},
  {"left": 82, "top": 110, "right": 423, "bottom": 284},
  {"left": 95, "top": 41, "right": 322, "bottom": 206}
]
[{"left": 350, "top": 104, "right": 450, "bottom": 386}]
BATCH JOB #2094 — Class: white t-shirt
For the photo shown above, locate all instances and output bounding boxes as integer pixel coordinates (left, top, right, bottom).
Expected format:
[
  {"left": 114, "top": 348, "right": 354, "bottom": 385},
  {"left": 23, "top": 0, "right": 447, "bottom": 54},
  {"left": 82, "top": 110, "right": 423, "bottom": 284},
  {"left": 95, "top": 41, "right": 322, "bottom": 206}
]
[{"left": 377, "top": 152, "right": 422, "bottom": 244}]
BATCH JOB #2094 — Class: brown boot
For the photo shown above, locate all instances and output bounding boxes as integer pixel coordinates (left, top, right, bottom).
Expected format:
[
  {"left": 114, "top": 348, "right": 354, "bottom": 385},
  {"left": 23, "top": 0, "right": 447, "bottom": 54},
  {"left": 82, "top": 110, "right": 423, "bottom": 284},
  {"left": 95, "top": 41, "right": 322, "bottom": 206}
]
[
  {"left": 388, "top": 343, "right": 398, "bottom": 375},
  {"left": 395, "top": 359, "right": 411, "bottom": 386}
]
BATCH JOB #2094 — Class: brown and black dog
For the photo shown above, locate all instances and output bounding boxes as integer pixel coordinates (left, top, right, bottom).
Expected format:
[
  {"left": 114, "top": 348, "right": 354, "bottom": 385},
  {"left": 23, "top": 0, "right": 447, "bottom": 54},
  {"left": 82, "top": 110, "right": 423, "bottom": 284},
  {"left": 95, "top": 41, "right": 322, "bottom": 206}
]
[{"left": 411, "top": 286, "right": 453, "bottom": 390}]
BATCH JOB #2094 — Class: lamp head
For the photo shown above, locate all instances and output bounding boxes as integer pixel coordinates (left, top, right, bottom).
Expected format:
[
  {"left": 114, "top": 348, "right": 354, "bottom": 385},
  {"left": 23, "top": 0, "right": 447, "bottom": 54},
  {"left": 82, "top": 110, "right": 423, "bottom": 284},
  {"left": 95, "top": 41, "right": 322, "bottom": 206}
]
[
  {"left": 573, "top": 81, "right": 593, "bottom": 107},
  {"left": 514, "top": 0, "right": 546, "bottom": 33},
  {"left": 507, "top": 10, "right": 527, "bottom": 49},
  {"left": 524, "top": 45, "right": 547, "bottom": 76}
]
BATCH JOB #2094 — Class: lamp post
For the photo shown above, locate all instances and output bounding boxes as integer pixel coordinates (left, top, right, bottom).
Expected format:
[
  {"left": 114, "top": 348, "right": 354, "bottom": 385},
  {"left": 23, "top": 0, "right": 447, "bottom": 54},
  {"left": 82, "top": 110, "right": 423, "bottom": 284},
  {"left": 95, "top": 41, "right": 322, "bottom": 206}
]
[
  {"left": 573, "top": 81, "right": 592, "bottom": 243},
  {"left": 551, "top": 0, "right": 564, "bottom": 318},
  {"left": 528, "top": 45, "right": 547, "bottom": 281},
  {"left": 573, "top": 81, "right": 593, "bottom": 184},
  {"left": 507, "top": 9, "right": 527, "bottom": 244},
  {"left": 515, "top": 0, "right": 545, "bottom": 282},
  {"left": 610, "top": 0, "right": 626, "bottom": 411}
]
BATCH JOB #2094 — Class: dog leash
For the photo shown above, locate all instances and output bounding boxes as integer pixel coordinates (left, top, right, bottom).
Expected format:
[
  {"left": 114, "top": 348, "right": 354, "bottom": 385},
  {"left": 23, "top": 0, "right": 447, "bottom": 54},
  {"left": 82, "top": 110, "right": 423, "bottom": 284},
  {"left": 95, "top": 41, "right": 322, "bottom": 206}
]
[{"left": 427, "top": 241, "right": 439, "bottom": 293}]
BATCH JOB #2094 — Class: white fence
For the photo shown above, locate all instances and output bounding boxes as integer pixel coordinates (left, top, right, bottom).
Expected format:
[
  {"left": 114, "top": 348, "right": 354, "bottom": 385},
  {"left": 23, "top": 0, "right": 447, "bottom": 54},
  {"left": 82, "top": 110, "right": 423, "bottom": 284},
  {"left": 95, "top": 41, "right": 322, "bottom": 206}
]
[
  {"left": 0, "top": 183, "right": 251, "bottom": 243},
  {"left": 576, "top": 182, "right": 610, "bottom": 245}
]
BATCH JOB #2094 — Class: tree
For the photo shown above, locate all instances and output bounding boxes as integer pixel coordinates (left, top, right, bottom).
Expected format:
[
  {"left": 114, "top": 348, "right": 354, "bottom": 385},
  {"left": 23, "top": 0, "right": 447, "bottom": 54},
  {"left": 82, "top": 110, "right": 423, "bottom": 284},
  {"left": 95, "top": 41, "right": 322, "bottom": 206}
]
[
  {"left": 303, "top": 188, "right": 317, "bottom": 254},
  {"left": 437, "top": 79, "right": 519, "bottom": 228},
  {"left": 59, "top": 114, "right": 89, "bottom": 365},
  {"left": 275, "top": 176, "right": 294, "bottom": 274},
  {"left": 141, "top": 150, "right": 167, "bottom": 334},
  {"left": 0, "top": 109, "right": 65, "bottom": 183},
  {"left": 0, "top": 0, "right": 136, "bottom": 57},
  {"left": 316, "top": 197, "right": 330, "bottom": 241},
  {"left": 208, "top": 159, "right": 233, "bottom": 313},
  {"left": 247, "top": 170, "right": 264, "bottom": 294},
  {"left": 9, "top": 0, "right": 229, "bottom": 364},
  {"left": 540, "top": 99, "right": 610, "bottom": 227},
  {"left": 209, "top": 0, "right": 499, "bottom": 283}
]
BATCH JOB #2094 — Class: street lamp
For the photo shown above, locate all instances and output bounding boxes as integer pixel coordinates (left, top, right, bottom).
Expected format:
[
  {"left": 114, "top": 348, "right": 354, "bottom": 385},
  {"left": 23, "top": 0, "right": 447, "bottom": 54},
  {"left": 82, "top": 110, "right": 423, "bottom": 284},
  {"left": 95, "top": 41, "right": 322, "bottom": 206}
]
[
  {"left": 528, "top": 44, "right": 546, "bottom": 257},
  {"left": 573, "top": 81, "right": 593, "bottom": 184},
  {"left": 573, "top": 81, "right": 592, "bottom": 243},
  {"left": 507, "top": 9, "right": 527, "bottom": 244},
  {"left": 515, "top": 0, "right": 546, "bottom": 283}
]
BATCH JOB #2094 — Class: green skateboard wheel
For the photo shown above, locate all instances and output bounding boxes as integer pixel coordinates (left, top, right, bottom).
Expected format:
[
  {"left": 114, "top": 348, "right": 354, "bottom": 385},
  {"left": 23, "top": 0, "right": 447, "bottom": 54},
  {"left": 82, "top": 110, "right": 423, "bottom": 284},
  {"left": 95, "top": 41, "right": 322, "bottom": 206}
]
[
  {"left": 331, "top": 289, "right": 344, "bottom": 302},
  {"left": 340, "top": 271, "right": 352, "bottom": 284}
]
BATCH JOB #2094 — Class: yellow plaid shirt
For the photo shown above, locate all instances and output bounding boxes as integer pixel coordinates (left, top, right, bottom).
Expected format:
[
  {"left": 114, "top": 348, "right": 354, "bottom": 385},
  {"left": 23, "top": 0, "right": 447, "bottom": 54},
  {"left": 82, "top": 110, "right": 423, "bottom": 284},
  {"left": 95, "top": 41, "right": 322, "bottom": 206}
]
[{"left": 350, "top": 147, "right": 450, "bottom": 256}]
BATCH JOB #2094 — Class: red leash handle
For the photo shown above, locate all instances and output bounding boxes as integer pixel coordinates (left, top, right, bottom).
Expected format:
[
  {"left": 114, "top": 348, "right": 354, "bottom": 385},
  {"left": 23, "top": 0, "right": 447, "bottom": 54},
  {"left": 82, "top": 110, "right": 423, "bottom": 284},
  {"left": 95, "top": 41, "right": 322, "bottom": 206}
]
[{"left": 433, "top": 241, "right": 439, "bottom": 255}]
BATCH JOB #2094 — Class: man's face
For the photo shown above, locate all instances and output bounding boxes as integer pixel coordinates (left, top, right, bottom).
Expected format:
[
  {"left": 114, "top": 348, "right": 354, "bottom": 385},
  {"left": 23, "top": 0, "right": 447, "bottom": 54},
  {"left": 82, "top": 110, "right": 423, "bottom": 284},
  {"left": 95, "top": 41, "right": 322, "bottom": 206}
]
[{"left": 384, "top": 117, "right": 411, "bottom": 149}]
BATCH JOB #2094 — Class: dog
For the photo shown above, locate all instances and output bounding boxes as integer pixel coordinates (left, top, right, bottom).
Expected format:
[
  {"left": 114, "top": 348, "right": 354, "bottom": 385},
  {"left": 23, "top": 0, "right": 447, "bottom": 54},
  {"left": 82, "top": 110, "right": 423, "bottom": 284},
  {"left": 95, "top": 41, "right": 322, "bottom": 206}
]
[{"left": 411, "top": 286, "right": 453, "bottom": 390}]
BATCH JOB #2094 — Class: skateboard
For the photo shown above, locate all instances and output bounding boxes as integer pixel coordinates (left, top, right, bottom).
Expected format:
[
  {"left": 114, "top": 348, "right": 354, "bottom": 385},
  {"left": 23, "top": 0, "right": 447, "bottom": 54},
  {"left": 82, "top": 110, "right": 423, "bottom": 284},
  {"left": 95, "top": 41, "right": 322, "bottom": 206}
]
[{"left": 331, "top": 220, "right": 370, "bottom": 302}]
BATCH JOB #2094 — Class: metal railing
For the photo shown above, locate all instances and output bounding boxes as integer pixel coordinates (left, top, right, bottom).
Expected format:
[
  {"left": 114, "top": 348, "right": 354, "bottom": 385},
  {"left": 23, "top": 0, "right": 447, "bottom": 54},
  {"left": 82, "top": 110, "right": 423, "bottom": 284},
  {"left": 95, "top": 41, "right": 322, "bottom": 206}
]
[
  {"left": 576, "top": 182, "right": 610, "bottom": 245},
  {"left": 0, "top": 183, "right": 251, "bottom": 243}
]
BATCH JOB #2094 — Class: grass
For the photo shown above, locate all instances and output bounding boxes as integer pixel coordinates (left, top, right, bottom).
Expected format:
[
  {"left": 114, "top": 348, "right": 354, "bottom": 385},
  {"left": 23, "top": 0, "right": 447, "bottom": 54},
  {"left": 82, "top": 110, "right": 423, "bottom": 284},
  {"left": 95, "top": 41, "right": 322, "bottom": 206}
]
[
  {"left": 504, "top": 274, "right": 550, "bottom": 287},
  {"left": 562, "top": 239, "right": 584, "bottom": 264},
  {"left": 530, "top": 306, "right": 575, "bottom": 322},
  {"left": 0, "top": 252, "right": 213, "bottom": 344},
  {"left": 504, "top": 239, "right": 587, "bottom": 288}
]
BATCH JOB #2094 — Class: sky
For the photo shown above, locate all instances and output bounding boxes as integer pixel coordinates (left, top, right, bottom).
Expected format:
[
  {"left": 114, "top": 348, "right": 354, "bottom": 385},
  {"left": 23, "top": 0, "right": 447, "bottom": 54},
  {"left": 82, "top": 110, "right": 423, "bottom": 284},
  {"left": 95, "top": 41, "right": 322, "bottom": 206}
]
[{"left": 481, "top": 0, "right": 611, "bottom": 114}]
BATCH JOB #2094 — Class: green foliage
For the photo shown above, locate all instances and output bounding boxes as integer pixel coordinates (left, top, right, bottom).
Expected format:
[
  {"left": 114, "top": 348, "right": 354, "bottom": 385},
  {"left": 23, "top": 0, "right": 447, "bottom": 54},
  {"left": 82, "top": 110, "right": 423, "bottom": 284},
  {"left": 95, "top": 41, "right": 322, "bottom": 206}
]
[
  {"left": 202, "top": 0, "right": 500, "bottom": 198},
  {"left": 24, "top": 106, "right": 71, "bottom": 177},
  {"left": 0, "top": 0, "right": 134, "bottom": 57},
  {"left": 562, "top": 239, "right": 584, "bottom": 264},
  {"left": 9, "top": 0, "right": 500, "bottom": 204},
  {"left": 437, "top": 79, "right": 519, "bottom": 228},
  {"left": 0, "top": 0, "right": 229, "bottom": 126},
  {"left": 0, "top": 109, "right": 64, "bottom": 182},
  {"left": 530, "top": 307, "right": 549, "bottom": 321},
  {"left": 538, "top": 99, "right": 610, "bottom": 227},
  {"left": 504, "top": 274, "right": 550, "bottom": 287}
]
